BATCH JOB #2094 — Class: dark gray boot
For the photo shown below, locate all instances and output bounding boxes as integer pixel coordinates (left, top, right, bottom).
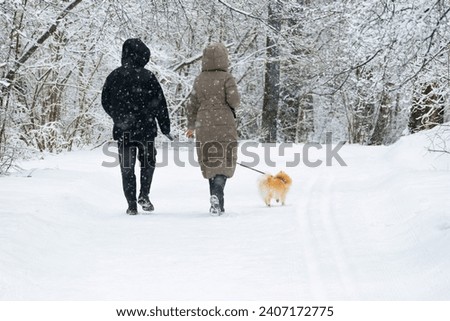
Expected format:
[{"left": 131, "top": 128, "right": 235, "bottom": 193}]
[{"left": 209, "top": 175, "right": 227, "bottom": 214}]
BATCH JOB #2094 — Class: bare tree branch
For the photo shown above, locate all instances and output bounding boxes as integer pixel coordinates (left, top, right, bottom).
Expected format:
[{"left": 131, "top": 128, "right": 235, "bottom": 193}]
[
  {"left": 5, "top": 0, "right": 83, "bottom": 84},
  {"left": 217, "top": 0, "right": 273, "bottom": 31},
  {"left": 171, "top": 42, "right": 234, "bottom": 72},
  {"left": 428, "top": 148, "right": 450, "bottom": 154}
]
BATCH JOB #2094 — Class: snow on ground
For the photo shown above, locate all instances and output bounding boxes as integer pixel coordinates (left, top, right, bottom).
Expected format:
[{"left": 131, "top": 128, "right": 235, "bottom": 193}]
[{"left": 0, "top": 128, "right": 450, "bottom": 300}]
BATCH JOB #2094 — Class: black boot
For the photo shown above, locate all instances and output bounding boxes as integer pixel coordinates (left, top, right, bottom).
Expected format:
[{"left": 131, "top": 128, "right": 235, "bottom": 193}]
[
  {"left": 126, "top": 202, "right": 138, "bottom": 215},
  {"left": 138, "top": 194, "right": 154, "bottom": 212},
  {"left": 209, "top": 175, "right": 227, "bottom": 214},
  {"left": 138, "top": 140, "right": 156, "bottom": 212},
  {"left": 209, "top": 195, "right": 221, "bottom": 216},
  {"left": 119, "top": 140, "right": 138, "bottom": 215}
]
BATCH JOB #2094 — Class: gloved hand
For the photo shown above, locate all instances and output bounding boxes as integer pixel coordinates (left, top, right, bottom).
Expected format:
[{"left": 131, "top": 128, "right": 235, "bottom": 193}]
[{"left": 185, "top": 129, "right": 195, "bottom": 139}]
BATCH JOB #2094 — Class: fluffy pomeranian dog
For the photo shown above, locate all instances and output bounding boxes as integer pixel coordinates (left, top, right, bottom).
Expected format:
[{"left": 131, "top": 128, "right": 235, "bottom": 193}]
[{"left": 258, "top": 171, "right": 292, "bottom": 206}]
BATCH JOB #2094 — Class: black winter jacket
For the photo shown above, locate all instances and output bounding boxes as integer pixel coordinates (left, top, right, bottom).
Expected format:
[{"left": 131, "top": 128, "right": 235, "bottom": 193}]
[{"left": 101, "top": 38, "right": 170, "bottom": 141}]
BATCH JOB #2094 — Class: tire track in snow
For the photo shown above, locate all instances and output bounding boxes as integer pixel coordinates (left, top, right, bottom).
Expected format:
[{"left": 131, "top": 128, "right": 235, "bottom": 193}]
[
  {"left": 296, "top": 173, "right": 328, "bottom": 299},
  {"left": 297, "top": 171, "right": 358, "bottom": 299},
  {"left": 322, "top": 175, "right": 360, "bottom": 299}
]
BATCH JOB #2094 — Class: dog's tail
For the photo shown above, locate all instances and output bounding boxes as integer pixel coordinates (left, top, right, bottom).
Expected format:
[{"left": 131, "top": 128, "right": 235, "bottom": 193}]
[{"left": 275, "top": 171, "right": 292, "bottom": 186}]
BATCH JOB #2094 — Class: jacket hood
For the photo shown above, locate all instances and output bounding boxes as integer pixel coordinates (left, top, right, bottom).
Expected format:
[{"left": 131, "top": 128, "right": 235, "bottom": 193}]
[
  {"left": 202, "top": 43, "right": 229, "bottom": 72},
  {"left": 121, "top": 38, "right": 150, "bottom": 68}
]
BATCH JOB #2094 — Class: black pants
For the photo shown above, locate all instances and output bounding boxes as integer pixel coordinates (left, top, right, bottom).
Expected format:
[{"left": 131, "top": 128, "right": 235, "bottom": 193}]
[
  {"left": 118, "top": 139, "right": 156, "bottom": 206},
  {"left": 209, "top": 175, "right": 227, "bottom": 211}
]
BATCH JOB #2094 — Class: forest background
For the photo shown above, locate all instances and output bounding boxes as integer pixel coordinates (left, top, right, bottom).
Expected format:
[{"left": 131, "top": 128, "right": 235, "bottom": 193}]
[{"left": 1, "top": 0, "right": 450, "bottom": 173}]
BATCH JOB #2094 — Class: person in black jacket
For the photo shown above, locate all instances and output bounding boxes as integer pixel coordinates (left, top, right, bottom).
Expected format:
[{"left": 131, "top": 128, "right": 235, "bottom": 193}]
[{"left": 102, "top": 38, "right": 171, "bottom": 215}]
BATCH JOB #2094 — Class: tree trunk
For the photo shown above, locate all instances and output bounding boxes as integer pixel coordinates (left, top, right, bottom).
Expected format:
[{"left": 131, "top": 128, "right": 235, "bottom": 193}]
[
  {"left": 409, "top": 83, "right": 445, "bottom": 133},
  {"left": 296, "top": 94, "right": 314, "bottom": 142},
  {"left": 369, "top": 90, "right": 392, "bottom": 145},
  {"left": 279, "top": 0, "right": 314, "bottom": 143},
  {"left": 261, "top": 1, "right": 281, "bottom": 143}
]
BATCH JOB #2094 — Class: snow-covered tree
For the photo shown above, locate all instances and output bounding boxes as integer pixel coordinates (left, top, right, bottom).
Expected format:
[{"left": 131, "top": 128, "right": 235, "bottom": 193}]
[{"left": 2, "top": 0, "right": 450, "bottom": 174}]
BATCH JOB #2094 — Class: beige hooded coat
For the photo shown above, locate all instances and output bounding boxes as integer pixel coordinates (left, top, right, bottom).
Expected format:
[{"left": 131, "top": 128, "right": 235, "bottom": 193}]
[{"left": 187, "top": 43, "right": 240, "bottom": 179}]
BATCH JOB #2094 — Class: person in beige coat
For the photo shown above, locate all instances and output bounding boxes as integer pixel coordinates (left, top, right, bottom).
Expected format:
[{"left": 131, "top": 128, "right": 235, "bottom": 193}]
[{"left": 186, "top": 43, "right": 240, "bottom": 215}]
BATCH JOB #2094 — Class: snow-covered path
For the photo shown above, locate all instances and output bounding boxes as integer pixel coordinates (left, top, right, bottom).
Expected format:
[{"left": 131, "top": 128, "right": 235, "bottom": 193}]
[
  {"left": 296, "top": 145, "right": 450, "bottom": 300},
  {"left": 0, "top": 148, "right": 306, "bottom": 300},
  {"left": 1, "top": 130, "right": 450, "bottom": 300}
]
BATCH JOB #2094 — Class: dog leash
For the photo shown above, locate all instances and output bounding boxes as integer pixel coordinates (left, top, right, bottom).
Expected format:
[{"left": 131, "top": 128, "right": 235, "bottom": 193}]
[{"left": 237, "top": 162, "right": 267, "bottom": 175}]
